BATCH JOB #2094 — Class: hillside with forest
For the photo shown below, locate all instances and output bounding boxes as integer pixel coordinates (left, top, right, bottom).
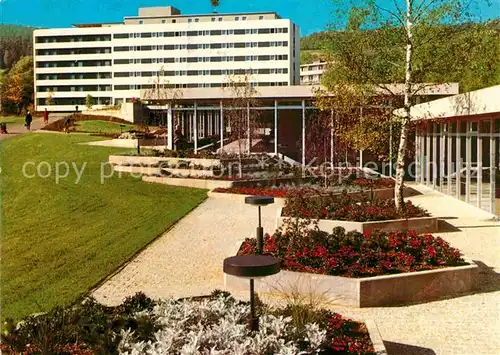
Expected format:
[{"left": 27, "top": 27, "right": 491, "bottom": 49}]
[
  {"left": 0, "top": 24, "right": 38, "bottom": 69},
  {"left": 300, "top": 19, "right": 500, "bottom": 92}
]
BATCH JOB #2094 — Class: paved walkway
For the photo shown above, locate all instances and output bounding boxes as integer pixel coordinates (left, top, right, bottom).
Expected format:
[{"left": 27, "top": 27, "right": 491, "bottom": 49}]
[{"left": 93, "top": 184, "right": 500, "bottom": 355}]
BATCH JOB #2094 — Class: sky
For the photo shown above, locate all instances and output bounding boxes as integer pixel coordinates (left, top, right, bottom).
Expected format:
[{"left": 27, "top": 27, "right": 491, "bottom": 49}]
[{"left": 0, "top": 0, "right": 498, "bottom": 36}]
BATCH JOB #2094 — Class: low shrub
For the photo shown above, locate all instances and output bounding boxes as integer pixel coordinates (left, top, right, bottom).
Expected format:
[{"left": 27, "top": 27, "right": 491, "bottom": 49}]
[
  {"left": 283, "top": 190, "right": 429, "bottom": 222},
  {"left": 1, "top": 293, "right": 376, "bottom": 355},
  {"left": 238, "top": 227, "right": 467, "bottom": 277},
  {"left": 1, "top": 293, "right": 160, "bottom": 355}
]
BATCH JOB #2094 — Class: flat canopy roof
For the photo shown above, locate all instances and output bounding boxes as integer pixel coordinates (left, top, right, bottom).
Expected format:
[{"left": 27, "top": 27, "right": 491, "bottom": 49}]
[
  {"left": 141, "top": 83, "right": 459, "bottom": 102},
  {"left": 395, "top": 85, "right": 500, "bottom": 120}
]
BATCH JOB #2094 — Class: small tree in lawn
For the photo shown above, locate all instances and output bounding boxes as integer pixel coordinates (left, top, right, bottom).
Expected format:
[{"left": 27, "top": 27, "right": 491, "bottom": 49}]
[
  {"left": 324, "top": 0, "right": 492, "bottom": 212},
  {"left": 210, "top": 0, "right": 220, "bottom": 13},
  {"left": 142, "top": 66, "right": 183, "bottom": 144},
  {"left": 223, "top": 74, "right": 260, "bottom": 178},
  {"left": 85, "top": 94, "right": 94, "bottom": 110},
  {"left": 2, "top": 73, "right": 23, "bottom": 114},
  {"left": 45, "top": 90, "right": 55, "bottom": 106}
]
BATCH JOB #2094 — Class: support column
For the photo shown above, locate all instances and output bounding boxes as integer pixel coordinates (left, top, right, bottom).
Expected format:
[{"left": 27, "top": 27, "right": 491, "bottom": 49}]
[
  {"left": 426, "top": 123, "right": 431, "bottom": 186},
  {"left": 220, "top": 100, "right": 224, "bottom": 153},
  {"left": 247, "top": 103, "right": 251, "bottom": 154},
  {"left": 465, "top": 121, "right": 471, "bottom": 203},
  {"left": 447, "top": 121, "right": 453, "bottom": 195},
  {"left": 456, "top": 122, "right": 462, "bottom": 200},
  {"left": 194, "top": 103, "right": 198, "bottom": 154},
  {"left": 490, "top": 119, "right": 497, "bottom": 215},
  {"left": 432, "top": 122, "right": 437, "bottom": 189},
  {"left": 419, "top": 130, "right": 425, "bottom": 184},
  {"left": 274, "top": 100, "right": 278, "bottom": 155},
  {"left": 415, "top": 125, "right": 420, "bottom": 182},
  {"left": 477, "top": 122, "right": 483, "bottom": 209},
  {"left": 167, "top": 104, "right": 173, "bottom": 150},
  {"left": 302, "top": 100, "right": 306, "bottom": 167},
  {"left": 330, "top": 110, "right": 334, "bottom": 165},
  {"left": 439, "top": 122, "right": 445, "bottom": 192}
]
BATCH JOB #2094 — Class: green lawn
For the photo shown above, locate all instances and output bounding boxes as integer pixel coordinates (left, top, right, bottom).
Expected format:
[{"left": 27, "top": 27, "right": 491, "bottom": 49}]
[
  {"left": 74, "top": 120, "right": 137, "bottom": 134},
  {"left": 0, "top": 116, "right": 26, "bottom": 125},
  {"left": 0, "top": 134, "right": 207, "bottom": 320}
]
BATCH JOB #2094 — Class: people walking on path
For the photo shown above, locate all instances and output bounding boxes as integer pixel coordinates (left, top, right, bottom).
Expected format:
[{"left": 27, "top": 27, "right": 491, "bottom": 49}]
[
  {"left": 43, "top": 108, "right": 49, "bottom": 125},
  {"left": 25, "top": 111, "right": 33, "bottom": 130},
  {"left": 64, "top": 117, "right": 71, "bottom": 133}
]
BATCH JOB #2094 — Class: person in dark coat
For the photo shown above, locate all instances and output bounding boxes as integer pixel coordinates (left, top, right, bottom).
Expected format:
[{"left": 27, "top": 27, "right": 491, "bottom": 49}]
[{"left": 25, "top": 111, "right": 33, "bottom": 130}]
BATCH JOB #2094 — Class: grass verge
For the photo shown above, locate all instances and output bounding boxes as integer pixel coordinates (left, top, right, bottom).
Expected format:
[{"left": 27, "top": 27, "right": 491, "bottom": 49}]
[{"left": 0, "top": 133, "right": 207, "bottom": 320}]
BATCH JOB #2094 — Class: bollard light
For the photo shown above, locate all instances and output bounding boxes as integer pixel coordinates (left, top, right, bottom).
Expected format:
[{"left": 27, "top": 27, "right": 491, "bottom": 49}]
[
  {"left": 244, "top": 196, "right": 274, "bottom": 254},
  {"left": 223, "top": 255, "right": 280, "bottom": 331}
]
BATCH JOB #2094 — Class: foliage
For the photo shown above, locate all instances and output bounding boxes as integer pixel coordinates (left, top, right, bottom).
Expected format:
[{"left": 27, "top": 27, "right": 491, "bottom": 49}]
[
  {"left": 45, "top": 90, "right": 55, "bottom": 106},
  {"left": 85, "top": 94, "right": 94, "bottom": 109},
  {"left": 1, "top": 293, "right": 160, "bottom": 354},
  {"left": 238, "top": 227, "right": 467, "bottom": 277},
  {"left": 118, "top": 294, "right": 375, "bottom": 354},
  {"left": 210, "top": 0, "right": 221, "bottom": 12},
  {"left": 0, "top": 25, "right": 36, "bottom": 70},
  {"left": 1, "top": 56, "right": 33, "bottom": 114},
  {"left": 2, "top": 293, "right": 376, "bottom": 355},
  {"left": 0, "top": 133, "right": 207, "bottom": 320},
  {"left": 223, "top": 74, "right": 262, "bottom": 176},
  {"left": 282, "top": 191, "right": 429, "bottom": 222}
]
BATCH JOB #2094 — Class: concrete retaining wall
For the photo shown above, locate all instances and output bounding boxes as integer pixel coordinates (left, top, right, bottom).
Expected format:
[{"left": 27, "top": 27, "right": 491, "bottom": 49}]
[
  {"left": 277, "top": 207, "right": 439, "bottom": 233},
  {"left": 142, "top": 176, "right": 231, "bottom": 189},
  {"left": 113, "top": 166, "right": 161, "bottom": 176},
  {"left": 225, "top": 261, "right": 477, "bottom": 307}
]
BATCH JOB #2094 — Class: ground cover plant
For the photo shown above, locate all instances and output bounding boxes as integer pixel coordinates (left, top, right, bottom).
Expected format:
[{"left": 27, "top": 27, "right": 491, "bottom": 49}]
[
  {"left": 238, "top": 227, "right": 467, "bottom": 278},
  {"left": 282, "top": 190, "right": 429, "bottom": 222},
  {"left": 1, "top": 291, "right": 376, "bottom": 355},
  {"left": 0, "top": 133, "right": 207, "bottom": 320}
]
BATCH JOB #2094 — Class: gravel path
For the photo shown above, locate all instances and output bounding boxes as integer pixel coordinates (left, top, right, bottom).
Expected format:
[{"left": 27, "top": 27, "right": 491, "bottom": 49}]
[{"left": 93, "top": 184, "right": 500, "bottom": 355}]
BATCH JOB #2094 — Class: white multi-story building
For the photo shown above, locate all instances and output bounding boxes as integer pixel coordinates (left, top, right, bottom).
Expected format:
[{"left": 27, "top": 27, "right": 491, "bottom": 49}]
[
  {"left": 33, "top": 6, "right": 301, "bottom": 112},
  {"left": 300, "top": 60, "right": 327, "bottom": 85}
]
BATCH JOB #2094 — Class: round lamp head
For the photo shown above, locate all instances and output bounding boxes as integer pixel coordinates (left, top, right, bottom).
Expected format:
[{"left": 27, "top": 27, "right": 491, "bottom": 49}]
[
  {"left": 245, "top": 196, "right": 275, "bottom": 207},
  {"left": 223, "top": 255, "right": 280, "bottom": 279}
]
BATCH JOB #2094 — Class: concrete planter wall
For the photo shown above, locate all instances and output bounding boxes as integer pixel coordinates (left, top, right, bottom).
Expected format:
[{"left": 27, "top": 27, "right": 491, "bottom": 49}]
[
  {"left": 112, "top": 165, "right": 161, "bottom": 176},
  {"left": 143, "top": 176, "right": 233, "bottom": 189},
  {"left": 225, "top": 260, "right": 477, "bottom": 307},
  {"left": 109, "top": 155, "right": 221, "bottom": 168},
  {"left": 277, "top": 207, "right": 439, "bottom": 233}
]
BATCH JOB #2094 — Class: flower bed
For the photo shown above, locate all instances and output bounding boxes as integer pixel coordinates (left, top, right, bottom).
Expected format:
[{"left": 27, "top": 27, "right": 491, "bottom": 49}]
[
  {"left": 239, "top": 228, "right": 467, "bottom": 278},
  {"left": 283, "top": 191, "right": 429, "bottom": 222},
  {"left": 1, "top": 292, "right": 379, "bottom": 355},
  {"left": 228, "top": 228, "right": 476, "bottom": 306}
]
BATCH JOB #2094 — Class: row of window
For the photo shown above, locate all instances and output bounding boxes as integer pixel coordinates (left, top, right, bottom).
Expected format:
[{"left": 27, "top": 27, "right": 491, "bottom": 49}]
[
  {"left": 114, "top": 68, "right": 289, "bottom": 77},
  {"left": 116, "top": 82, "right": 289, "bottom": 89},
  {"left": 37, "top": 60, "right": 111, "bottom": 68},
  {"left": 36, "top": 35, "right": 112, "bottom": 43},
  {"left": 113, "top": 41, "right": 288, "bottom": 52},
  {"left": 37, "top": 82, "right": 289, "bottom": 92},
  {"left": 114, "top": 54, "right": 289, "bottom": 64},
  {"left": 137, "top": 14, "right": 271, "bottom": 25},
  {"left": 37, "top": 97, "right": 112, "bottom": 105},
  {"left": 37, "top": 48, "right": 112, "bottom": 56},
  {"left": 37, "top": 73, "right": 113, "bottom": 80},
  {"left": 113, "top": 27, "right": 288, "bottom": 39},
  {"left": 36, "top": 54, "right": 289, "bottom": 68}
]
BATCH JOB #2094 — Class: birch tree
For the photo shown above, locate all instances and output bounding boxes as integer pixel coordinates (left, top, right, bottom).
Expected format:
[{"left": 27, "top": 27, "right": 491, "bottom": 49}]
[
  {"left": 223, "top": 74, "right": 261, "bottom": 177},
  {"left": 324, "top": 0, "right": 492, "bottom": 211}
]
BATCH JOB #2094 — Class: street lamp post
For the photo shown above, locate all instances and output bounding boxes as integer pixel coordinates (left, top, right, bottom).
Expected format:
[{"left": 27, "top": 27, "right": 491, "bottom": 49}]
[
  {"left": 223, "top": 255, "right": 280, "bottom": 332},
  {"left": 244, "top": 196, "right": 275, "bottom": 254}
]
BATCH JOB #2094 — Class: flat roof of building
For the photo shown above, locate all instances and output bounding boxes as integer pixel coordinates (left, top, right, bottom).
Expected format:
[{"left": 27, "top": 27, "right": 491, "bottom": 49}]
[
  {"left": 395, "top": 85, "right": 500, "bottom": 120},
  {"left": 124, "top": 12, "right": 281, "bottom": 20},
  {"left": 141, "top": 83, "right": 459, "bottom": 102}
]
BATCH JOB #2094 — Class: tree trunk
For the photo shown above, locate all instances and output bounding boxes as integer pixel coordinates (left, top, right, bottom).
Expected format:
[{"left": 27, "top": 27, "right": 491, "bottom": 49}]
[{"left": 395, "top": 0, "right": 413, "bottom": 212}]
